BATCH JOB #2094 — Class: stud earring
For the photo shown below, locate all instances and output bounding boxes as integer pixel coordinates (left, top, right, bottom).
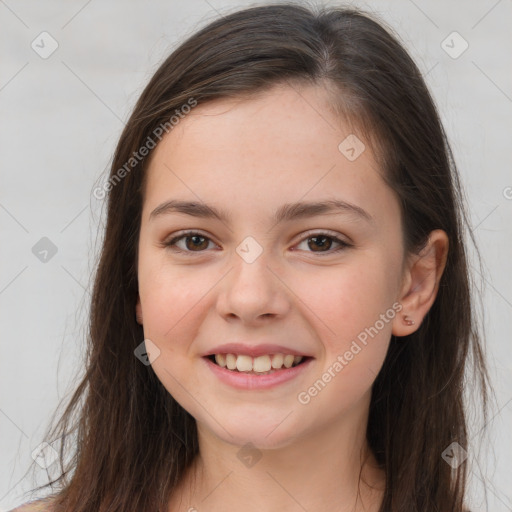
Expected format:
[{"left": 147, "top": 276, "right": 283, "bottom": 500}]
[{"left": 403, "top": 315, "right": 415, "bottom": 326}]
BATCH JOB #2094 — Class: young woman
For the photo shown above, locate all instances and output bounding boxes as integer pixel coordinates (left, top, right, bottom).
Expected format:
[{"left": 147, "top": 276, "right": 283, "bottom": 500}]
[{"left": 12, "top": 3, "right": 490, "bottom": 511}]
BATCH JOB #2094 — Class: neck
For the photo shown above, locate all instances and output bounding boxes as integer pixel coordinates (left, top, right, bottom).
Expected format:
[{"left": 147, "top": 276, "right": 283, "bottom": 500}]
[{"left": 167, "top": 397, "right": 385, "bottom": 512}]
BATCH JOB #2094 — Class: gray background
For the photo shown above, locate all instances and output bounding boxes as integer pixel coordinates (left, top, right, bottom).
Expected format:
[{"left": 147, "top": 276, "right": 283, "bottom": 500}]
[{"left": 1, "top": 0, "right": 511, "bottom": 510}]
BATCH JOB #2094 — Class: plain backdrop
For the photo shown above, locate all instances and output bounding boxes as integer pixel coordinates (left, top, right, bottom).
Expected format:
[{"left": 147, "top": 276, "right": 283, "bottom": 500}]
[{"left": 1, "top": 0, "right": 511, "bottom": 510}]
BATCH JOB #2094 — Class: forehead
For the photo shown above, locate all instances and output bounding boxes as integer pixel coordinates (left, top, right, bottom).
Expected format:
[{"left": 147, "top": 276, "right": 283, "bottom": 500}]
[
  {"left": 142, "top": 84, "right": 394, "bottom": 224},
  {"left": 154, "top": 83, "right": 353, "bottom": 159}
]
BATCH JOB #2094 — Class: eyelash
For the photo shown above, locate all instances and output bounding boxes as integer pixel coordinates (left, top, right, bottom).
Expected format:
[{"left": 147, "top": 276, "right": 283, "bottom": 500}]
[{"left": 163, "top": 230, "right": 352, "bottom": 256}]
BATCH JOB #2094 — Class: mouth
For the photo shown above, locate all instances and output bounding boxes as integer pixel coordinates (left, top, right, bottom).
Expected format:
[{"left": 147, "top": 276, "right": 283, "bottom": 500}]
[{"left": 205, "top": 353, "right": 312, "bottom": 375}]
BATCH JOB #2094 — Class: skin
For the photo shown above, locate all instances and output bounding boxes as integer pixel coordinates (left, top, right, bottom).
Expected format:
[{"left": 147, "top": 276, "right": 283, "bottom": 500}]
[{"left": 135, "top": 82, "right": 448, "bottom": 512}]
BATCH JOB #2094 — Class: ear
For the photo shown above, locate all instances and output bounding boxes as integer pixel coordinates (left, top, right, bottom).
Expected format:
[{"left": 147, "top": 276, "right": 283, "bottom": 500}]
[
  {"left": 392, "top": 229, "right": 449, "bottom": 336},
  {"left": 135, "top": 295, "right": 143, "bottom": 325}
]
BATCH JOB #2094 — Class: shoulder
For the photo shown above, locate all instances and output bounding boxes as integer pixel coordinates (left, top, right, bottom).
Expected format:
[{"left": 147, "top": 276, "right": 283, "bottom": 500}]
[{"left": 9, "top": 498, "right": 55, "bottom": 512}]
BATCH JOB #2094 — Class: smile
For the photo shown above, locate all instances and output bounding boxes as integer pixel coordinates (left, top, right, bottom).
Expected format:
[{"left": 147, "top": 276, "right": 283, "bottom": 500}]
[
  {"left": 203, "top": 354, "right": 313, "bottom": 390},
  {"left": 211, "top": 353, "right": 305, "bottom": 374}
]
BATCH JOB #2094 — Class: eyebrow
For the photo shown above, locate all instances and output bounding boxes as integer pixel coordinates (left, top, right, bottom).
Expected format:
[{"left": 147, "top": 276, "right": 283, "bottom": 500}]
[{"left": 149, "top": 198, "right": 373, "bottom": 224}]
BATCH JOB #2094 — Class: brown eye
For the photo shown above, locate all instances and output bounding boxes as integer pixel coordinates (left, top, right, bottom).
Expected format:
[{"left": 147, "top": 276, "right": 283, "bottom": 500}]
[
  {"left": 307, "top": 235, "right": 334, "bottom": 252},
  {"left": 295, "top": 232, "right": 351, "bottom": 255},
  {"left": 184, "top": 235, "right": 209, "bottom": 251},
  {"left": 165, "top": 231, "right": 215, "bottom": 254}
]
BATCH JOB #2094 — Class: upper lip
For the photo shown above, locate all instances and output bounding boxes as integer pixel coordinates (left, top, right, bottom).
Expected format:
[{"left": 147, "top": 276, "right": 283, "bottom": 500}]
[{"left": 202, "top": 343, "right": 312, "bottom": 358}]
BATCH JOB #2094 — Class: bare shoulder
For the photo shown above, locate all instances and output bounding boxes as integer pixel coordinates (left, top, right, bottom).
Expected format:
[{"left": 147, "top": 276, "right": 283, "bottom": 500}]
[{"left": 9, "top": 498, "right": 56, "bottom": 512}]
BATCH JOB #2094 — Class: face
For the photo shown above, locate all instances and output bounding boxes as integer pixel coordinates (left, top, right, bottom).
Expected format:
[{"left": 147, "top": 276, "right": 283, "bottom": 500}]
[{"left": 136, "top": 83, "right": 406, "bottom": 449}]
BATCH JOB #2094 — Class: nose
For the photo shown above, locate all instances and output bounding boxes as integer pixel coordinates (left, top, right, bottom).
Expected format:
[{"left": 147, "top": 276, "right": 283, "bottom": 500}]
[{"left": 216, "top": 249, "right": 291, "bottom": 325}]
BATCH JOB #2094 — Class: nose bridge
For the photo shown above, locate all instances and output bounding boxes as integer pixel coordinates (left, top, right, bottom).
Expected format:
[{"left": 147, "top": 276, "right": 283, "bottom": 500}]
[
  {"left": 232, "top": 245, "right": 272, "bottom": 292},
  {"left": 217, "top": 236, "right": 289, "bottom": 321}
]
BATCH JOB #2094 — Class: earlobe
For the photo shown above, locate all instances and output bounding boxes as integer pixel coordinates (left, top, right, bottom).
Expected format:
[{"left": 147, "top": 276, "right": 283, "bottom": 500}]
[
  {"left": 392, "top": 229, "right": 449, "bottom": 337},
  {"left": 135, "top": 296, "right": 143, "bottom": 325}
]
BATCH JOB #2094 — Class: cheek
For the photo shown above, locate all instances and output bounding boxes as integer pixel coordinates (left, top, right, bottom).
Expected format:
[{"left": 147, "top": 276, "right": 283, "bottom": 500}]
[
  {"left": 292, "top": 260, "right": 399, "bottom": 413},
  {"left": 139, "top": 250, "right": 205, "bottom": 323},
  {"left": 290, "top": 253, "right": 401, "bottom": 363},
  {"left": 137, "top": 257, "right": 214, "bottom": 358},
  {"left": 137, "top": 263, "right": 212, "bottom": 405}
]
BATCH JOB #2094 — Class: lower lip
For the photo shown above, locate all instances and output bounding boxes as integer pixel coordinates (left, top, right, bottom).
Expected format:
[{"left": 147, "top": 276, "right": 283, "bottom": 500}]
[{"left": 203, "top": 356, "right": 313, "bottom": 390}]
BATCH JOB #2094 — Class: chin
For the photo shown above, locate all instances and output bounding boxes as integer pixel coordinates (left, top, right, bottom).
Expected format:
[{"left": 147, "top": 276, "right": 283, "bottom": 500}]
[{"left": 202, "top": 413, "right": 304, "bottom": 451}]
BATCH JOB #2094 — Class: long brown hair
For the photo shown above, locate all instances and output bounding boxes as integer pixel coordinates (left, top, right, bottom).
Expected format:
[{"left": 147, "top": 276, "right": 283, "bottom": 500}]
[{"left": 30, "top": 3, "right": 490, "bottom": 511}]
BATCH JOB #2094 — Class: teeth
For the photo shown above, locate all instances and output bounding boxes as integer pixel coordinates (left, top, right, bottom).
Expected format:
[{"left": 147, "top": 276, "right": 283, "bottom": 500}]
[
  {"left": 283, "top": 354, "right": 294, "bottom": 368},
  {"left": 271, "top": 353, "right": 284, "bottom": 368},
  {"left": 236, "top": 355, "right": 253, "bottom": 372},
  {"left": 253, "top": 355, "right": 271, "bottom": 372},
  {"left": 215, "top": 354, "right": 226, "bottom": 367},
  {"left": 226, "top": 353, "right": 237, "bottom": 370},
  {"left": 212, "top": 353, "right": 304, "bottom": 373}
]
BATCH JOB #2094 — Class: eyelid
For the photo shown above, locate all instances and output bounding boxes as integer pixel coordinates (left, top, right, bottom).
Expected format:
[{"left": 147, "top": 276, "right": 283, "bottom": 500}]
[
  {"left": 292, "top": 229, "right": 352, "bottom": 255},
  {"left": 296, "top": 228, "right": 351, "bottom": 245},
  {"left": 163, "top": 229, "right": 352, "bottom": 256},
  {"left": 164, "top": 229, "right": 219, "bottom": 253}
]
